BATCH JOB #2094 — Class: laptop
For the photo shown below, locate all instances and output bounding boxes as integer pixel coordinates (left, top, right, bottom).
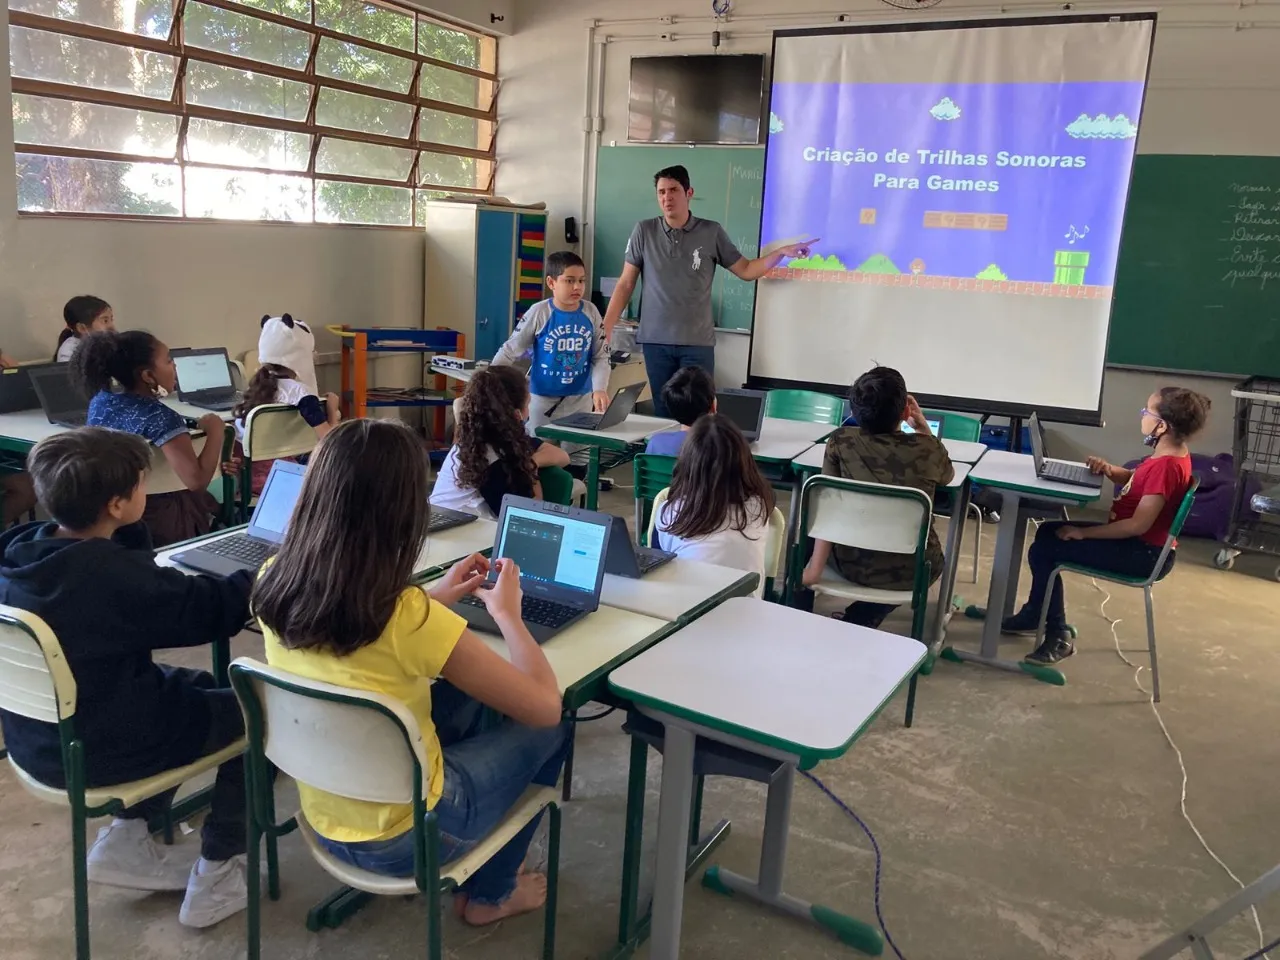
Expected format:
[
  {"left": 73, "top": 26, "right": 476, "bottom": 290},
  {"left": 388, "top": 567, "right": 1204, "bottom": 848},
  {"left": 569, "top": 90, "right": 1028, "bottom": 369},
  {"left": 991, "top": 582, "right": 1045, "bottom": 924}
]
[
  {"left": 604, "top": 514, "right": 676, "bottom": 578},
  {"left": 550, "top": 381, "right": 645, "bottom": 431},
  {"left": 451, "top": 495, "right": 612, "bottom": 643},
  {"left": 172, "top": 347, "right": 242, "bottom": 412},
  {"left": 716, "top": 387, "right": 767, "bottom": 442},
  {"left": 0, "top": 367, "right": 40, "bottom": 414},
  {"left": 427, "top": 505, "right": 479, "bottom": 533},
  {"left": 901, "top": 415, "right": 945, "bottom": 436},
  {"left": 1029, "top": 412, "right": 1103, "bottom": 489},
  {"left": 28, "top": 363, "right": 89, "bottom": 427},
  {"left": 170, "top": 460, "right": 306, "bottom": 575}
]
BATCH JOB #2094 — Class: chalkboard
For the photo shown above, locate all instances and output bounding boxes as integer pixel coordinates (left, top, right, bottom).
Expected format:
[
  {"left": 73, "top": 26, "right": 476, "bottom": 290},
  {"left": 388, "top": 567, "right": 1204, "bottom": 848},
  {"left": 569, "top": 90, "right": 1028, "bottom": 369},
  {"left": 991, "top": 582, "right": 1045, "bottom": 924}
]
[
  {"left": 593, "top": 145, "right": 765, "bottom": 331},
  {"left": 1109, "top": 154, "right": 1280, "bottom": 376}
]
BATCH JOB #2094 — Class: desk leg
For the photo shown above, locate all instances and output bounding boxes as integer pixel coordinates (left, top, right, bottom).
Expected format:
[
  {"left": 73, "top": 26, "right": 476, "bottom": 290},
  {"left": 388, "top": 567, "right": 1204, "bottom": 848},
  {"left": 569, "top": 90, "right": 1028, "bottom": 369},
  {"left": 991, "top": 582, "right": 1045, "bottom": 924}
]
[
  {"left": 586, "top": 445, "right": 601, "bottom": 511},
  {"left": 929, "top": 479, "right": 972, "bottom": 653},
  {"left": 703, "top": 765, "right": 884, "bottom": 956},
  {"left": 649, "top": 724, "right": 697, "bottom": 960}
]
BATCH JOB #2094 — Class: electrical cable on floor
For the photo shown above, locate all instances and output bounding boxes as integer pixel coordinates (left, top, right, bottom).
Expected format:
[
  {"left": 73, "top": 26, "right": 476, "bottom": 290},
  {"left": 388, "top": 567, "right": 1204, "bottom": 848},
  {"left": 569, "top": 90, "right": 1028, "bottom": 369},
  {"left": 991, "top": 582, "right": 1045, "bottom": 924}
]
[
  {"left": 800, "top": 770, "right": 907, "bottom": 960},
  {"left": 570, "top": 706, "right": 616, "bottom": 723},
  {"left": 1092, "top": 579, "right": 1269, "bottom": 959}
]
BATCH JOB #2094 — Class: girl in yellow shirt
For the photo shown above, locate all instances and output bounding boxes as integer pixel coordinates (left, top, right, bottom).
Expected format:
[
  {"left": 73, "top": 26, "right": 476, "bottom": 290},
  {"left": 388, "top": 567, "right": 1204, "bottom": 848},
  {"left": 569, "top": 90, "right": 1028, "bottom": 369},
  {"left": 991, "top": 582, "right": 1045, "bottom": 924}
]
[{"left": 256, "top": 418, "right": 568, "bottom": 925}]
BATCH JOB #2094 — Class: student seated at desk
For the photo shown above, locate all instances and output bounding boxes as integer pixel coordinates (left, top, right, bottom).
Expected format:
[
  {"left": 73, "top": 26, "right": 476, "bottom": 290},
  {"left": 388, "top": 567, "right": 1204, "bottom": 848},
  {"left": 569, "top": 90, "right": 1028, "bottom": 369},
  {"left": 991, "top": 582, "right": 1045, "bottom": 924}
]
[
  {"left": 1002, "top": 387, "right": 1210, "bottom": 665},
  {"left": 654, "top": 413, "right": 775, "bottom": 583},
  {"left": 0, "top": 428, "right": 254, "bottom": 927},
  {"left": 801, "top": 366, "right": 954, "bottom": 628},
  {"left": 257, "top": 419, "right": 569, "bottom": 925},
  {"left": 431, "top": 366, "right": 573, "bottom": 517},
  {"left": 644, "top": 365, "right": 715, "bottom": 457},
  {"left": 73, "top": 330, "right": 227, "bottom": 547},
  {"left": 56, "top": 295, "right": 115, "bottom": 363}
]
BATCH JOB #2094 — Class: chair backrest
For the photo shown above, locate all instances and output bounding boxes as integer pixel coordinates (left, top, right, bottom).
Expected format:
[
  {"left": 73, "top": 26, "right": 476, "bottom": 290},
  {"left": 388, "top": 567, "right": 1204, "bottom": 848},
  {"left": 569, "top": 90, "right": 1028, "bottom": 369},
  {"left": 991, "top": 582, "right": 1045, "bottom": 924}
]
[
  {"left": 240, "top": 349, "right": 260, "bottom": 379},
  {"left": 229, "top": 359, "right": 247, "bottom": 393},
  {"left": 764, "top": 389, "right": 844, "bottom": 426},
  {"left": 800, "top": 474, "right": 932, "bottom": 556},
  {"left": 634, "top": 454, "right": 677, "bottom": 543},
  {"left": 1168, "top": 475, "right": 1202, "bottom": 542},
  {"left": 0, "top": 605, "right": 76, "bottom": 724},
  {"left": 931, "top": 411, "right": 981, "bottom": 443},
  {"left": 244, "top": 404, "right": 318, "bottom": 462},
  {"left": 763, "top": 506, "right": 786, "bottom": 580},
  {"left": 647, "top": 486, "right": 671, "bottom": 548},
  {"left": 229, "top": 657, "right": 429, "bottom": 806}
]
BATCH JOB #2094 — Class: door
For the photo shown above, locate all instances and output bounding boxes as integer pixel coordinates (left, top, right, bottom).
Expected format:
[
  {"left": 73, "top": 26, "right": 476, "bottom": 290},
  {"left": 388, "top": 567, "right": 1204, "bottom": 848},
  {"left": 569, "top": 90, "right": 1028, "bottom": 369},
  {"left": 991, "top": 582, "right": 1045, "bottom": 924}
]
[{"left": 474, "top": 209, "right": 516, "bottom": 361}]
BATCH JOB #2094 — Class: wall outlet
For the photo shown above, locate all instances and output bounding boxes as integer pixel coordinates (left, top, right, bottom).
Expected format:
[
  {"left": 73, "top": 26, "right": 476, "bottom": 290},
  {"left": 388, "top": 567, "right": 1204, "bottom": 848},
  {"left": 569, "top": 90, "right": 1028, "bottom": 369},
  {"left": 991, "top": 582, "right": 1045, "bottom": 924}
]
[
  {"left": 658, "top": 31, "right": 673, "bottom": 41},
  {"left": 658, "top": 15, "right": 673, "bottom": 24}
]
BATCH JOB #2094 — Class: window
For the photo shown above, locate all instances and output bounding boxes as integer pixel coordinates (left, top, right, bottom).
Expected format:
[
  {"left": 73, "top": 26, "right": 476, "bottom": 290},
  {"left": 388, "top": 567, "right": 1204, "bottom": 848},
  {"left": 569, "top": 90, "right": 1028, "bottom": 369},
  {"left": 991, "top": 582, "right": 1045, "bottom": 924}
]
[{"left": 9, "top": 0, "right": 498, "bottom": 225}]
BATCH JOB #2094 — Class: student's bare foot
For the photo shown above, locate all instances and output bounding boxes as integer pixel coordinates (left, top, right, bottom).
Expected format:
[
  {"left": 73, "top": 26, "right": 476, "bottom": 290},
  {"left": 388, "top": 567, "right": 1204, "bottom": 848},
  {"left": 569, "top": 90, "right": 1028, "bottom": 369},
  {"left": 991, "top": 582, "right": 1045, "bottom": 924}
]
[
  {"left": 462, "top": 873, "right": 548, "bottom": 926},
  {"left": 453, "top": 892, "right": 469, "bottom": 919}
]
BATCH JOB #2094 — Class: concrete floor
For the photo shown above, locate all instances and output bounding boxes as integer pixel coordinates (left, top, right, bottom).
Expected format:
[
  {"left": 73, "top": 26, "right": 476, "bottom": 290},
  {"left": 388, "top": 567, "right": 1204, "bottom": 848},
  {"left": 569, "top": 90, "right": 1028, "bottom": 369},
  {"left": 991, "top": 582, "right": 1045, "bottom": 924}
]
[{"left": 3, "top": 479, "right": 1279, "bottom": 960}]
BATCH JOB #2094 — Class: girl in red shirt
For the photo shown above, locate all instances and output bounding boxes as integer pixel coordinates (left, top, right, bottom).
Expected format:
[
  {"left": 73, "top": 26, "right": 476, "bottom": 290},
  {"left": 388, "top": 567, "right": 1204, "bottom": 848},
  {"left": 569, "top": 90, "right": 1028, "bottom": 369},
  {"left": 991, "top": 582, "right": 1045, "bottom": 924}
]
[{"left": 1003, "top": 387, "right": 1211, "bottom": 664}]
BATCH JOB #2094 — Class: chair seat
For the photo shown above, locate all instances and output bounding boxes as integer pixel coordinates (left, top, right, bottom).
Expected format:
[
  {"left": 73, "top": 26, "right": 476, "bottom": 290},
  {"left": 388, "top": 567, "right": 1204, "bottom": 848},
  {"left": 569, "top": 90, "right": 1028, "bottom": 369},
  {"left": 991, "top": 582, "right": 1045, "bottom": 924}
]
[
  {"left": 571, "top": 479, "right": 587, "bottom": 502},
  {"left": 810, "top": 568, "right": 914, "bottom": 605},
  {"left": 9, "top": 739, "right": 246, "bottom": 811},
  {"left": 1055, "top": 562, "right": 1154, "bottom": 587},
  {"left": 295, "top": 784, "right": 558, "bottom": 895}
]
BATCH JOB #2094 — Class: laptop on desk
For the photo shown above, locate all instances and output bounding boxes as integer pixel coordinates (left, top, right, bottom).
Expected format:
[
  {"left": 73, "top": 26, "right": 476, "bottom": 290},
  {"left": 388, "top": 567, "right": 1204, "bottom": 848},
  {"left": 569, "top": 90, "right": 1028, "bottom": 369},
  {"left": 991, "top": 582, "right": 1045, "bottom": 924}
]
[
  {"left": 172, "top": 347, "right": 242, "bottom": 412},
  {"left": 1029, "top": 412, "right": 1103, "bottom": 489},
  {"left": 901, "top": 415, "right": 944, "bottom": 437},
  {"left": 171, "top": 460, "right": 306, "bottom": 576},
  {"left": 427, "top": 505, "right": 480, "bottom": 533},
  {"left": 550, "top": 381, "right": 645, "bottom": 431},
  {"left": 451, "top": 495, "right": 612, "bottom": 643},
  {"left": 716, "top": 388, "right": 767, "bottom": 442},
  {"left": 28, "top": 363, "right": 89, "bottom": 427},
  {"left": 604, "top": 514, "right": 676, "bottom": 578},
  {"left": 0, "top": 367, "right": 40, "bottom": 414}
]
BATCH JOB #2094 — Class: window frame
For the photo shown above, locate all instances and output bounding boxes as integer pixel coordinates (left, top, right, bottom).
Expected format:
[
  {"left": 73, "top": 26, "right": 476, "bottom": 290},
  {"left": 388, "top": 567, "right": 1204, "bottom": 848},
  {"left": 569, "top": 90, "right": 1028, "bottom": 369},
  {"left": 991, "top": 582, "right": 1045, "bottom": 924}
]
[{"left": 8, "top": 0, "right": 499, "bottom": 227}]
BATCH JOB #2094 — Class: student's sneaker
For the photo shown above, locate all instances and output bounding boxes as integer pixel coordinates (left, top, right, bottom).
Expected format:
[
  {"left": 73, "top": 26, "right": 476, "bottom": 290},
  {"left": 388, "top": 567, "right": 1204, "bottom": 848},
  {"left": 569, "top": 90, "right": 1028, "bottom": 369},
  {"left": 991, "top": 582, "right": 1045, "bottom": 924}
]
[
  {"left": 86, "top": 818, "right": 195, "bottom": 892},
  {"left": 179, "top": 854, "right": 250, "bottom": 929},
  {"left": 1000, "top": 607, "right": 1042, "bottom": 636},
  {"left": 1024, "top": 632, "right": 1075, "bottom": 665}
]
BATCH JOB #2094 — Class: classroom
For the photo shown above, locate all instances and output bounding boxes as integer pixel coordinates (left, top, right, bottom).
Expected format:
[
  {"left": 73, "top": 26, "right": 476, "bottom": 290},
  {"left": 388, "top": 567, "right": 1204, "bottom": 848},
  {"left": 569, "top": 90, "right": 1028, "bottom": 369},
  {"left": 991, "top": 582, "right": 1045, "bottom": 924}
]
[{"left": 0, "top": 1, "right": 1278, "bottom": 959}]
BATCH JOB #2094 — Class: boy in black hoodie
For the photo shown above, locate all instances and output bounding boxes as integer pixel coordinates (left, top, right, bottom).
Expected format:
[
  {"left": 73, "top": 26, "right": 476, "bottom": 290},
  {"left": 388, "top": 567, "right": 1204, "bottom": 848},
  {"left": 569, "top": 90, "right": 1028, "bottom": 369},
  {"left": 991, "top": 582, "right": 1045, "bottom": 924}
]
[{"left": 0, "top": 427, "right": 254, "bottom": 928}]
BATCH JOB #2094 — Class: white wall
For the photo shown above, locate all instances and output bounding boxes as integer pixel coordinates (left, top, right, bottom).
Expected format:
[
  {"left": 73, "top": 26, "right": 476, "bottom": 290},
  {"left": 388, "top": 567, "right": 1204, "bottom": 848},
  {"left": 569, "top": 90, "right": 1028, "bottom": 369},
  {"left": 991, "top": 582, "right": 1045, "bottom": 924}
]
[
  {"left": 499, "top": 0, "right": 1280, "bottom": 466},
  {"left": 405, "top": 0, "right": 515, "bottom": 36}
]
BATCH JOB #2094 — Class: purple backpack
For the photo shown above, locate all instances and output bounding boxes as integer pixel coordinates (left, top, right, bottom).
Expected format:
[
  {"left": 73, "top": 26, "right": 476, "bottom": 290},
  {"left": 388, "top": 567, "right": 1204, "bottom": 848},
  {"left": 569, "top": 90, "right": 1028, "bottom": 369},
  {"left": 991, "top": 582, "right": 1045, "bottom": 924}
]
[{"left": 1120, "top": 453, "right": 1240, "bottom": 542}]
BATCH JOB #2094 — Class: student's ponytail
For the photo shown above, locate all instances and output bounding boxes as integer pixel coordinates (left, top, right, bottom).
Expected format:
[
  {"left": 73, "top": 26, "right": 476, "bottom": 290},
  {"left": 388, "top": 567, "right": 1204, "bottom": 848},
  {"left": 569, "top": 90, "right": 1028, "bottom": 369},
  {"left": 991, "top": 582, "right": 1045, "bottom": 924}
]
[{"left": 71, "top": 330, "right": 158, "bottom": 397}]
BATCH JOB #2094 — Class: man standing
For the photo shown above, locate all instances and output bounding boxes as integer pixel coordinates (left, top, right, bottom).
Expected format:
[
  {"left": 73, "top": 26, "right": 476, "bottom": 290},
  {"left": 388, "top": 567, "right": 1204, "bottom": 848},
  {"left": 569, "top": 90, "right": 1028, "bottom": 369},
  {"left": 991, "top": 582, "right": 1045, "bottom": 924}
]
[{"left": 601, "top": 164, "right": 815, "bottom": 416}]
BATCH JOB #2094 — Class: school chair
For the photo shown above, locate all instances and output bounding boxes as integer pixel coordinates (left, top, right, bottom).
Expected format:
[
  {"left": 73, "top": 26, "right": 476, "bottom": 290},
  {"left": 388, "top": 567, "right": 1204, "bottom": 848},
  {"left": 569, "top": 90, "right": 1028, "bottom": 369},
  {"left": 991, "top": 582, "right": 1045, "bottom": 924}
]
[
  {"left": 764, "top": 388, "right": 845, "bottom": 426},
  {"left": 228, "top": 657, "right": 562, "bottom": 960},
  {"left": 786, "top": 475, "right": 934, "bottom": 727},
  {"left": 238, "top": 404, "right": 317, "bottom": 522},
  {"left": 0, "top": 605, "right": 248, "bottom": 960},
  {"left": 928, "top": 409, "right": 985, "bottom": 582},
  {"left": 633, "top": 453, "right": 677, "bottom": 545},
  {"left": 1032, "top": 477, "right": 1200, "bottom": 703}
]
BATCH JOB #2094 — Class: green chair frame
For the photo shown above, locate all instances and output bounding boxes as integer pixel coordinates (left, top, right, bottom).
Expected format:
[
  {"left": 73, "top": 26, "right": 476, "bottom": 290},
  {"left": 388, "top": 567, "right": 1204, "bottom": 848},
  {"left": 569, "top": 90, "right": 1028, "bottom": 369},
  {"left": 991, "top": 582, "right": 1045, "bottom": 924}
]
[
  {"left": 787, "top": 474, "right": 934, "bottom": 726},
  {"left": 764, "top": 389, "right": 845, "bottom": 426},
  {"left": 633, "top": 453, "right": 677, "bottom": 546},
  {"left": 1034, "top": 476, "right": 1200, "bottom": 702}
]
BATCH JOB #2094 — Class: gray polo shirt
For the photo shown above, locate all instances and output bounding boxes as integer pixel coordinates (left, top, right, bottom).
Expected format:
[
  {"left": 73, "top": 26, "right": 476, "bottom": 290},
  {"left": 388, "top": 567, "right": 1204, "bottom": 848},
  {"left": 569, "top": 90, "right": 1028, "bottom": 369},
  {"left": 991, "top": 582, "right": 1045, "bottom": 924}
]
[{"left": 624, "top": 215, "right": 744, "bottom": 347}]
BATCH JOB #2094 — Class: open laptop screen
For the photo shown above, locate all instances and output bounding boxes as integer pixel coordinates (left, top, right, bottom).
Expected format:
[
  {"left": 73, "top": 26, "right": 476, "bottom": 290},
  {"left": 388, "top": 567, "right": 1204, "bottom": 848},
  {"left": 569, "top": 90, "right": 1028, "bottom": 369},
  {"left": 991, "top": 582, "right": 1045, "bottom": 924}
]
[
  {"left": 494, "top": 503, "right": 609, "bottom": 598},
  {"left": 900, "top": 418, "right": 942, "bottom": 436},
  {"left": 716, "top": 389, "right": 766, "bottom": 439},
  {"left": 27, "top": 363, "right": 87, "bottom": 418},
  {"left": 174, "top": 349, "right": 233, "bottom": 394},
  {"left": 247, "top": 461, "right": 306, "bottom": 542}
]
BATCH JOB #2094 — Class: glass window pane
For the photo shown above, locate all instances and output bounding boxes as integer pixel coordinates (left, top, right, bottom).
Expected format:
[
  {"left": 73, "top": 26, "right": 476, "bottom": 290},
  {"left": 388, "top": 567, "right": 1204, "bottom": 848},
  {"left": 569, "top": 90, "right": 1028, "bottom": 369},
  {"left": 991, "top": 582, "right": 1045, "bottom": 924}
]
[
  {"left": 186, "top": 118, "right": 310, "bottom": 171},
  {"left": 12, "top": 94, "right": 178, "bottom": 157},
  {"left": 185, "top": 62, "right": 312, "bottom": 121},
  {"left": 316, "top": 180, "right": 411, "bottom": 225},
  {"left": 315, "top": 87, "right": 412, "bottom": 137},
  {"left": 315, "top": 37, "right": 414, "bottom": 94},
  {"left": 229, "top": 0, "right": 312, "bottom": 21},
  {"left": 9, "top": 0, "right": 174, "bottom": 38},
  {"left": 8, "top": 26, "right": 177, "bottom": 100},
  {"left": 315, "top": 138, "right": 412, "bottom": 180},
  {"left": 16, "top": 153, "right": 180, "bottom": 215},
  {"left": 418, "top": 150, "right": 486, "bottom": 190},
  {"left": 417, "top": 20, "right": 482, "bottom": 70},
  {"left": 184, "top": 2, "right": 310, "bottom": 70},
  {"left": 420, "top": 63, "right": 492, "bottom": 112},
  {"left": 418, "top": 108, "right": 491, "bottom": 151},
  {"left": 315, "top": 0, "right": 412, "bottom": 51},
  {"left": 414, "top": 188, "right": 448, "bottom": 227},
  {"left": 184, "top": 166, "right": 312, "bottom": 221}
]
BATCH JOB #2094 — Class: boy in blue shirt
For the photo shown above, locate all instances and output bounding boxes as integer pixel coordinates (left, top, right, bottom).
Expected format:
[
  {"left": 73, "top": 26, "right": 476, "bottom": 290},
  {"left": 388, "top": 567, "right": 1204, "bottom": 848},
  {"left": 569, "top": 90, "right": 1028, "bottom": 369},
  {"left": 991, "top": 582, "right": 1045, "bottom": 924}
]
[{"left": 492, "top": 251, "right": 611, "bottom": 429}]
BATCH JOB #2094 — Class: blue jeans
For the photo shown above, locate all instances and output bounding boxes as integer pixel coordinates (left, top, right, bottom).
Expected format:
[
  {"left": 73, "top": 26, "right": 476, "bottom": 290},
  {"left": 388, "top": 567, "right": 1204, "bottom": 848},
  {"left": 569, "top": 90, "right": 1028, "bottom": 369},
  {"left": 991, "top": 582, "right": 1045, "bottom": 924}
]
[
  {"left": 317, "top": 682, "right": 570, "bottom": 905},
  {"left": 642, "top": 344, "right": 716, "bottom": 418}
]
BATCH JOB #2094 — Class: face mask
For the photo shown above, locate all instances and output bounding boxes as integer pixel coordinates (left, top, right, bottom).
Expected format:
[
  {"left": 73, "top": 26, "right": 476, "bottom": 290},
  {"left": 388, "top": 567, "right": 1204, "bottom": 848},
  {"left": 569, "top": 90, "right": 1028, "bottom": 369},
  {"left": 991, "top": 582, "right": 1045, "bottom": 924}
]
[{"left": 1143, "top": 423, "right": 1164, "bottom": 447}]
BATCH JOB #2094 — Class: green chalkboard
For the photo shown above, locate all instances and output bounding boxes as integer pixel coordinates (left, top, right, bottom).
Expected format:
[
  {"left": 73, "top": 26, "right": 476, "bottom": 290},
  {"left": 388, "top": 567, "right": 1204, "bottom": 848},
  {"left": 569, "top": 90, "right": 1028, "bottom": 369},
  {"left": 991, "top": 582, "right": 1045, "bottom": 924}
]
[
  {"left": 593, "top": 145, "right": 765, "bottom": 331},
  {"left": 1109, "top": 154, "right": 1280, "bottom": 376}
]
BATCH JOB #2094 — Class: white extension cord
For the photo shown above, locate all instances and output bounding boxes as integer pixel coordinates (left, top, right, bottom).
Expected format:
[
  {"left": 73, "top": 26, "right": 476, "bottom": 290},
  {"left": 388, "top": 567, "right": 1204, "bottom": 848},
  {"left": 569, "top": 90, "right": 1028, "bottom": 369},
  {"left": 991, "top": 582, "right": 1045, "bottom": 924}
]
[{"left": 1091, "top": 579, "right": 1269, "bottom": 958}]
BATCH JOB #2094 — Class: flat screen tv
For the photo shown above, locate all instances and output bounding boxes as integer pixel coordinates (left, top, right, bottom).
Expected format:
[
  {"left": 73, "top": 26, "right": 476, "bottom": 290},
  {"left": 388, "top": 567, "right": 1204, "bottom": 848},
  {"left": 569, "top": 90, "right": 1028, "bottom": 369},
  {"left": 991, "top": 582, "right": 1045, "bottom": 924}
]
[{"left": 627, "top": 54, "right": 766, "bottom": 145}]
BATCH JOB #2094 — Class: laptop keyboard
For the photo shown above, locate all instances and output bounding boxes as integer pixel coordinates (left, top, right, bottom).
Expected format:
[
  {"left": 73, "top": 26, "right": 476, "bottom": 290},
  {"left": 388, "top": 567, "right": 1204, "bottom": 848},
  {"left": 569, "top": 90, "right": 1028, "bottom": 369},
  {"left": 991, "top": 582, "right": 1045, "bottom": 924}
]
[
  {"left": 427, "top": 510, "right": 473, "bottom": 532},
  {"left": 636, "top": 550, "right": 668, "bottom": 573},
  {"left": 202, "top": 534, "right": 275, "bottom": 566},
  {"left": 1041, "top": 460, "right": 1101, "bottom": 487},
  {"left": 555, "top": 412, "right": 602, "bottom": 429},
  {"left": 458, "top": 593, "right": 580, "bottom": 629}
]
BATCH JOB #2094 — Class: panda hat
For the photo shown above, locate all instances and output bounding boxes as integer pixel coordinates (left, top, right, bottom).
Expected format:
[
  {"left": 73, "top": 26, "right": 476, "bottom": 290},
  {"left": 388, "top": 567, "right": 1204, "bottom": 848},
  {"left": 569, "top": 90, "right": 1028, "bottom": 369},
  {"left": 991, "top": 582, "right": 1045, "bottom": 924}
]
[{"left": 258, "top": 314, "right": 318, "bottom": 395}]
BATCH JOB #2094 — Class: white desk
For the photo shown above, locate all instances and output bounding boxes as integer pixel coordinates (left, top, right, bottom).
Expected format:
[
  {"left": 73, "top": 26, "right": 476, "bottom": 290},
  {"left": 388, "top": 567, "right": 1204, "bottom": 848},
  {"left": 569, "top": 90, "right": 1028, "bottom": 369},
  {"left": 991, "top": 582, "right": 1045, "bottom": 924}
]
[
  {"left": 609, "top": 598, "right": 925, "bottom": 960},
  {"left": 948, "top": 450, "right": 1102, "bottom": 681},
  {"left": 749, "top": 418, "right": 831, "bottom": 465},
  {"left": 536, "top": 414, "right": 679, "bottom": 509},
  {"left": 942, "top": 438, "right": 987, "bottom": 463},
  {"left": 0, "top": 399, "right": 233, "bottom": 449},
  {"left": 602, "top": 559, "right": 759, "bottom": 622},
  {"left": 413, "top": 519, "right": 497, "bottom": 576}
]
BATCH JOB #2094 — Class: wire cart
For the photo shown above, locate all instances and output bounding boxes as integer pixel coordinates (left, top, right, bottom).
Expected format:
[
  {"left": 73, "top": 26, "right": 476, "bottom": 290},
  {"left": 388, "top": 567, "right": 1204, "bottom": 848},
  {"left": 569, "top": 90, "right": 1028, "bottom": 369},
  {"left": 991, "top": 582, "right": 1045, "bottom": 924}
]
[{"left": 1213, "top": 376, "right": 1280, "bottom": 580}]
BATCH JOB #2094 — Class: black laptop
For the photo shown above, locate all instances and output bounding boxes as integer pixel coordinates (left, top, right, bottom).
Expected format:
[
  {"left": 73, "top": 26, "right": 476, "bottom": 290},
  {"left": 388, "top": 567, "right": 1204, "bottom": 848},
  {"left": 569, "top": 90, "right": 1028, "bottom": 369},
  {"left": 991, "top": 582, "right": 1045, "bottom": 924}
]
[
  {"left": 170, "top": 460, "right": 306, "bottom": 575},
  {"left": 451, "top": 495, "right": 612, "bottom": 643},
  {"left": 0, "top": 367, "right": 40, "bottom": 414},
  {"left": 427, "top": 505, "right": 480, "bottom": 533},
  {"left": 1029, "top": 412, "right": 1103, "bottom": 489},
  {"left": 172, "top": 347, "right": 242, "bottom": 412},
  {"left": 604, "top": 514, "right": 675, "bottom": 578},
  {"left": 28, "top": 363, "right": 89, "bottom": 427},
  {"left": 716, "top": 388, "right": 767, "bottom": 442},
  {"left": 550, "top": 381, "right": 645, "bottom": 431}
]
